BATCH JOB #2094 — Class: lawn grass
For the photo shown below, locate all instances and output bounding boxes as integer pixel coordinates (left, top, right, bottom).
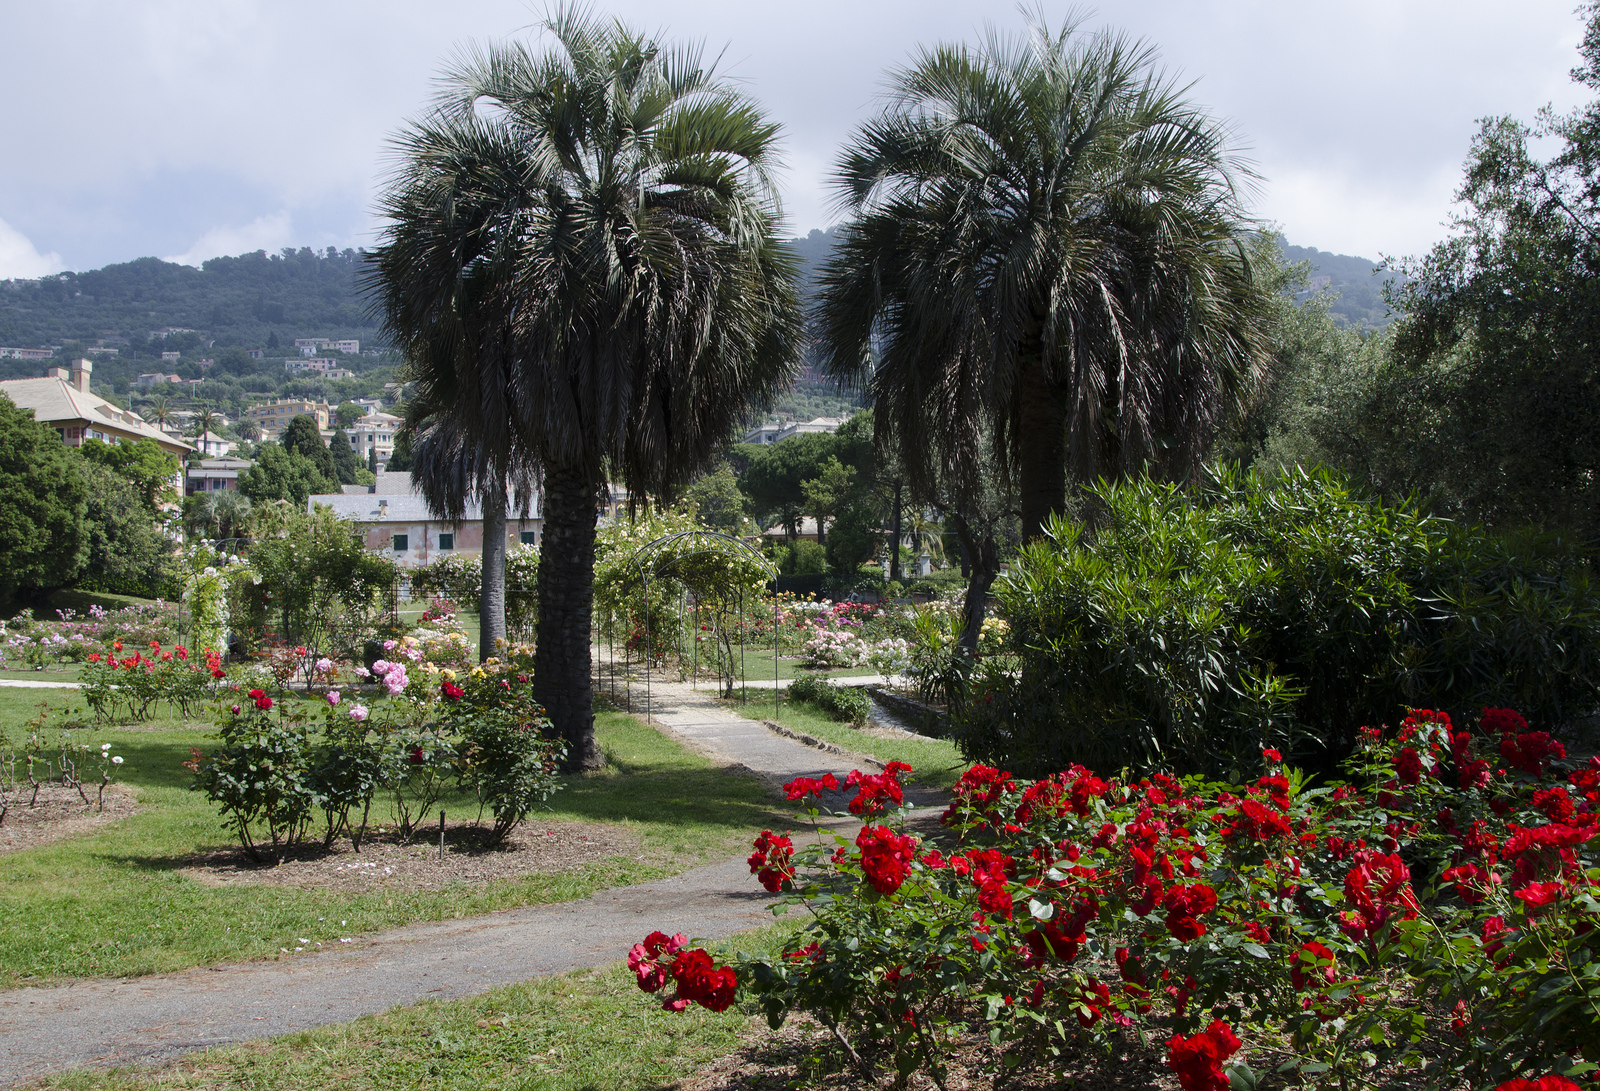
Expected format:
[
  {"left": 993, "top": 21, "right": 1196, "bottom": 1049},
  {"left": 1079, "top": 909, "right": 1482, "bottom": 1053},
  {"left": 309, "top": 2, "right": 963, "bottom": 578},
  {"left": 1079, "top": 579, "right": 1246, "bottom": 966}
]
[
  {"left": 592, "top": 640, "right": 876, "bottom": 686},
  {"left": 0, "top": 690, "right": 787, "bottom": 987},
  {"left": 0, "top": 665, "right": 85, "bottom": 682},
  {"left": 36, "top": 925, "right": 797, "bottom": 1091},
  {"left": 725, "top": 689, "right": 967, "bottom": 791}
]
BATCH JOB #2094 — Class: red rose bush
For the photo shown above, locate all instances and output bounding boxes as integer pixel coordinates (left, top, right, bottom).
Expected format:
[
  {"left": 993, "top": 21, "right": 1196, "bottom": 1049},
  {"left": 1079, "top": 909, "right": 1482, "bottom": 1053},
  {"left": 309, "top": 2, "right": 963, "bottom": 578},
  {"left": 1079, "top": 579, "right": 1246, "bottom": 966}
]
[{"left": 631, "top": 709, "right": 1599, "bottom": 1088}]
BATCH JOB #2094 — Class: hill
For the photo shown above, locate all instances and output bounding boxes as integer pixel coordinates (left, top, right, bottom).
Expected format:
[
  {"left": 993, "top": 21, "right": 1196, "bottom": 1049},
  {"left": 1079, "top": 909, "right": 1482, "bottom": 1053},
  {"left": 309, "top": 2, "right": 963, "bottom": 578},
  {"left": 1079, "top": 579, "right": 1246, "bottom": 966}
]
[{"left": 1280, "top": 242, "right": 1400, "bottom": 329}]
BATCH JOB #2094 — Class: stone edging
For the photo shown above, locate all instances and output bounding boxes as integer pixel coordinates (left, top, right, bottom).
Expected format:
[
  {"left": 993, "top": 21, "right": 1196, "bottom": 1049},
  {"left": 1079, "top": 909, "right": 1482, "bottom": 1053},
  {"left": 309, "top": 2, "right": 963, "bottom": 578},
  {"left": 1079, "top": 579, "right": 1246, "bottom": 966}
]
[{"left": 760, "top": 720, "right": 885, "bottom": 769}]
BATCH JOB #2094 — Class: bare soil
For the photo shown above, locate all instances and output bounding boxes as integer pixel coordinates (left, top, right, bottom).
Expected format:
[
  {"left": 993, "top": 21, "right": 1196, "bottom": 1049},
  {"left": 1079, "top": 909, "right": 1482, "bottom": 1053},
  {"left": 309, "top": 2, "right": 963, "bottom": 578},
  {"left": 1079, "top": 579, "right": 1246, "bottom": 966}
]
[
  {"left": 179, "top": 819, "right": 648, "bottom": 892},
  {"left": 673, "top": 1011, "right": 1183, "bottom": 1091},
  {"left": 0, "top": 780, "right": 138, "bottom": 854}
]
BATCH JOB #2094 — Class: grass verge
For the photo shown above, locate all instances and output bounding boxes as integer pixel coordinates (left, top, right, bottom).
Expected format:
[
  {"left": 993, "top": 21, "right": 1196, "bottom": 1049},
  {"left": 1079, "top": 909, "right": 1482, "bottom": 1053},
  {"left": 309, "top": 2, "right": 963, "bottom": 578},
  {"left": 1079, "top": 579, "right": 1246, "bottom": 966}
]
[
  {"left": 0, "top": 690, "right": 786, "bottom": 987},
  {"left": 35, "top": 925, "right": 796, "bottom": 1091},
  {"left": 724, "top": 689, "right": 966, "bottom": 791}
]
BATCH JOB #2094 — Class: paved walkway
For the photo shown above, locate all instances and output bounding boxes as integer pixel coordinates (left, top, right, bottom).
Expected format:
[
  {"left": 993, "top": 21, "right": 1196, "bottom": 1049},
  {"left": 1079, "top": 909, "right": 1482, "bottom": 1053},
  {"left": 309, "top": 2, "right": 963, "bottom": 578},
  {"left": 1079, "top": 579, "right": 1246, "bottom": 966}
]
[
  {"left": 0, "top": 678, "right": 891, "bottom": 1087},
  {"left": 0, "top": 678, "right": 81, "bottom": 689}
]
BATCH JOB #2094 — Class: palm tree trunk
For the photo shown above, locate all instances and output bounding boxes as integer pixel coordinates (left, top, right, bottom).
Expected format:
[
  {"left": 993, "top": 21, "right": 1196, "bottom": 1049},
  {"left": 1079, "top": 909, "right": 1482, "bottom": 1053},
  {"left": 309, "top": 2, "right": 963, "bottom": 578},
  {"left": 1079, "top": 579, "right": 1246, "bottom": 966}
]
[
  {"left": 534, "top": 464, "right": 602, "bottom": 772},
  {"left": 950, "top": 511, "right": 998, "bottom": 664},
  {"left": 479, "top": 485, "right": 507, "bottom": 660},
  {"left": 1017, "top": 353, "right": 1067, "bottom": 541},
  {"left": 888, "top": 480, "right": 903, "bottom": 583}
]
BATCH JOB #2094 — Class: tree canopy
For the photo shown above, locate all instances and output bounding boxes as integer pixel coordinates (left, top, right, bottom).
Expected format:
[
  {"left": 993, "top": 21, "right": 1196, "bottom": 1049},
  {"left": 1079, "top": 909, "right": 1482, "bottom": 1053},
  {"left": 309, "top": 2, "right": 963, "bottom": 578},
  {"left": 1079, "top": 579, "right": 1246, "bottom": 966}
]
[{"left": 0, "top": 394, "right": 87, "bottom": 607}]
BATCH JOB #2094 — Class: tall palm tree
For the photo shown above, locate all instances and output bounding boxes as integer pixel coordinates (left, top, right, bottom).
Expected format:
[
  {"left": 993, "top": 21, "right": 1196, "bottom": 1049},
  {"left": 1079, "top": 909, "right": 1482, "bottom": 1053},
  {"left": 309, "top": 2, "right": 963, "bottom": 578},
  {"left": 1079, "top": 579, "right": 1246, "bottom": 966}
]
[
  {"left": 368, "top": 9, "right": 802, "bottom": 769},
  {"left": 816, "top": 15, "right": 1275, "bottom": 541}
]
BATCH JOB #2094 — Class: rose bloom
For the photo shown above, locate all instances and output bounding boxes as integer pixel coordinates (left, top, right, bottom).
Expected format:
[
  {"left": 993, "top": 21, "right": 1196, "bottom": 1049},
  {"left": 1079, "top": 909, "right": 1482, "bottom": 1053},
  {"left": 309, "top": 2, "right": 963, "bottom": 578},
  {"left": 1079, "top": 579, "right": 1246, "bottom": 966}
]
[
  {"left": 326, "top": 690, "right": 341, "bottom": 706},
  {"left": 348, "top": 704, "right": 369, "bottom": 722},
  {"left": 315, "top": 657, "right": 333, "bottom": 674}
]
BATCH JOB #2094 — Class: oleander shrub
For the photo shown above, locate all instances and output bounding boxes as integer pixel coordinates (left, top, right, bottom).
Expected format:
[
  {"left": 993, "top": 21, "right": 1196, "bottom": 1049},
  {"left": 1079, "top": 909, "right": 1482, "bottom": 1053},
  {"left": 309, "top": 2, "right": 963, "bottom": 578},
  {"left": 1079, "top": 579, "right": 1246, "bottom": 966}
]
[
  {"left": 633, "top": 707, "right": 1600, "bottom": 1090},
  {"left": 960, "top": 465, "right": 1600, "bottom": 778},
  {"left": 789, "top": 674, "right": 870, "bottom": 726}
]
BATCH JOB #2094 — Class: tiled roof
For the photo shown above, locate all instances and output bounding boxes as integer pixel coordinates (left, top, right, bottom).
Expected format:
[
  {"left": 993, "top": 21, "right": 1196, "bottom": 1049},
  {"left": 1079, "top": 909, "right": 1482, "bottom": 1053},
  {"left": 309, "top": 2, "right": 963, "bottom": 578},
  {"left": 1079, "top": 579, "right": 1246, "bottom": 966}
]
[{"left": 0, "top": 376, "right": 193, "bottom": 454}]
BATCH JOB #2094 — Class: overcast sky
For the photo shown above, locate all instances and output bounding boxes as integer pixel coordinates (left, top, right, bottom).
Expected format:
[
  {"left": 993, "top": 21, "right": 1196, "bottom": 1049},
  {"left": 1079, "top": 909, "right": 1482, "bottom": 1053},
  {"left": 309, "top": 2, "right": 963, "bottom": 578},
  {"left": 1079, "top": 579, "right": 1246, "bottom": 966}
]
[{"left": 0, "top": 0, "right": 1590, "bottom": 279}]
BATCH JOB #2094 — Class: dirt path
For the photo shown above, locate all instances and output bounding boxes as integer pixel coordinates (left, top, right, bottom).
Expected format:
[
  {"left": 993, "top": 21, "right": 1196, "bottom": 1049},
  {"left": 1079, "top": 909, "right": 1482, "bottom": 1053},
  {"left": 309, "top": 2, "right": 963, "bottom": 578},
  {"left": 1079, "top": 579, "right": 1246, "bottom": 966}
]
[{"left": 0, "top": 679, "right": 902, "bottom": 1088}]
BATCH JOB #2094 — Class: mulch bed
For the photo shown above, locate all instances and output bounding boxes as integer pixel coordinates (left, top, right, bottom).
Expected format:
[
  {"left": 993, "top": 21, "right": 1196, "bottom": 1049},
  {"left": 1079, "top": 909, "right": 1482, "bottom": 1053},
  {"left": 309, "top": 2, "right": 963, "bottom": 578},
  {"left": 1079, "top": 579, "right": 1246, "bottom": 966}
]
[
  {"left": 673, "top": 1011, "right": 1183, "bottom": 1091},
  {"left": 0, "top": 781, "right": 139, "bottom": 854},
  {"left": 179, "top": 819, "right": 647, "bottom": 892}
]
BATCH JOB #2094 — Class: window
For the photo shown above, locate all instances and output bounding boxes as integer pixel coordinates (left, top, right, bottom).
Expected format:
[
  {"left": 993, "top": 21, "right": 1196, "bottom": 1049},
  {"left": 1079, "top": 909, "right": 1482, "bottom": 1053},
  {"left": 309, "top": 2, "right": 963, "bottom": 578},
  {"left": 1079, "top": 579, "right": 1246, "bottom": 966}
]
[
  {"left": 392, "top": 534, "right": 409, "bottom": 552},
  {"left": 438, "top": 533, "right": 454, "bottom": 550},
  {"left": 520, "top": 531, "right": 538, "bottom": 545}
]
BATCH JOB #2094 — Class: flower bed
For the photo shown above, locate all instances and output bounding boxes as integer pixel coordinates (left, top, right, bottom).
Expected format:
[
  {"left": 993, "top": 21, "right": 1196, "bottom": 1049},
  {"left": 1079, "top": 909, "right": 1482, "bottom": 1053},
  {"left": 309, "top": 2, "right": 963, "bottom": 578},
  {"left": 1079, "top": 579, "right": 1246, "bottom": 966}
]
[{"left": 632, "top": 707, "right": 1598, "bottom": 1089}]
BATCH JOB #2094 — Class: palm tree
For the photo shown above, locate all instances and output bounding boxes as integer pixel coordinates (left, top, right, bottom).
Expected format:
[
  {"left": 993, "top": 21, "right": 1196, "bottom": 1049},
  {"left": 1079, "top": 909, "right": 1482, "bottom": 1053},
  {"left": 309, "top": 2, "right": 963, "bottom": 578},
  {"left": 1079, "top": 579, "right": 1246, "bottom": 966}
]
[
  {"left": 816, "top": 15, "right": 1275, "bottom": 542},
  {"left": 368, "top": 9, "right": 802, "bottom": 769}
]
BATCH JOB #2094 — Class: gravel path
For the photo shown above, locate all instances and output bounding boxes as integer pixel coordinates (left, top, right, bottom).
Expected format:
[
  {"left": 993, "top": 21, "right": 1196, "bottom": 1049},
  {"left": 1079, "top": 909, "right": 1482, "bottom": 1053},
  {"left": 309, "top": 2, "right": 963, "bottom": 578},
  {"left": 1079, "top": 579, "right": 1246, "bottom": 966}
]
[{"left": 0, "top": 678, "right": 884, "bottom": 1088}]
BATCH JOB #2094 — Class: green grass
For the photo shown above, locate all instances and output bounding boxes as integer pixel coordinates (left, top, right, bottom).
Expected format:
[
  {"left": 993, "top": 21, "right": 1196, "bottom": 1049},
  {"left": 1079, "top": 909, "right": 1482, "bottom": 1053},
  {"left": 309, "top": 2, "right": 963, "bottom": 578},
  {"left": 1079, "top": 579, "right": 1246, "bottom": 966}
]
[
  {"left": 37, "top": 925, "right": 797, "bottom": 1091},
  {"left": 0, "top": 664, "right": 85, "bottom": 682},
  {"left": 0, "top": 692, "right": 787, "bottom": 987},
  {"left": 725, "top": 689, "right": 966, "bottom": 791}
]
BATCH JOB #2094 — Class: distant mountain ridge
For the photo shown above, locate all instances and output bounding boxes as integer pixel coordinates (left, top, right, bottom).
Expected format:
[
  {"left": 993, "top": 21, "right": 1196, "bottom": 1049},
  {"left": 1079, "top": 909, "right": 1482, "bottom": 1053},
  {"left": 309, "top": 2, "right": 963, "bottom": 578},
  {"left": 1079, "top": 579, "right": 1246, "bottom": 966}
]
[{"left": 0, "top": 231, "right": 1394, "bottom": 386}]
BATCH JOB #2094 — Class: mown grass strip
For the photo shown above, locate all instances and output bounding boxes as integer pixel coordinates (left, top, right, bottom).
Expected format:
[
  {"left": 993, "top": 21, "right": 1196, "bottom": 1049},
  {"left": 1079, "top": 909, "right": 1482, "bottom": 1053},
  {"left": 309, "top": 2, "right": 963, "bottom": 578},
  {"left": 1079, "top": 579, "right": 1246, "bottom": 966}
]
[
  {"left": 35, "top": 926, "right": 796, "bottom": 1091},
  {"left": 0, "top": 692, "right": 786, "bottom": 986}
]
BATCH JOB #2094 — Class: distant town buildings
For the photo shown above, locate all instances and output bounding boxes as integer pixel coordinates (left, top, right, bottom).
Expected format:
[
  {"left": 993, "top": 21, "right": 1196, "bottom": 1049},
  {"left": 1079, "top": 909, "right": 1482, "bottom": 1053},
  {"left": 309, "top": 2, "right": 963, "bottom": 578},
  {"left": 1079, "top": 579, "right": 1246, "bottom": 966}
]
[
  {"left": 284, "top": 357, "right": 354, "bottom": 379},
  {"left": 309, "top": 473, "right": 542, "bottom": 570},
  {"left": 245, "top": 397, "right": 333, "bottom": 435},
  {"left": 293, "top": 337, "right": 360, "bottom": 355},
  {"left": 160, "top": 351, "right": 180, "bottom": 362},
  {"left": 135, "top": 373, "right": 182, "bottom": 388},
  {"left": 344, "top": 410, "right": 402, "bottom": 461},
  {"left": 0, "top": 360, "right": 192, "bottom": 458},
  {"left": 186, "top": 456, "right": 250, "bottom": 496},
  {"left": 741, "top": 416, "right": 846, "bottom": 445},
  {"left": 0, "top": 347, "right": 54, "bottom": 360}
]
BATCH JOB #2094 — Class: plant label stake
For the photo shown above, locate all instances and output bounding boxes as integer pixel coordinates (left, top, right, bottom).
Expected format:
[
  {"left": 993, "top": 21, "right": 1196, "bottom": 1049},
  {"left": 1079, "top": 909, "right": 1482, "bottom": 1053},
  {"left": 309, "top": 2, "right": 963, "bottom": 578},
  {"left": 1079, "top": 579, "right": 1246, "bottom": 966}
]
[{"left": 439, "top": 810, "right": 445, "bottom": 862}]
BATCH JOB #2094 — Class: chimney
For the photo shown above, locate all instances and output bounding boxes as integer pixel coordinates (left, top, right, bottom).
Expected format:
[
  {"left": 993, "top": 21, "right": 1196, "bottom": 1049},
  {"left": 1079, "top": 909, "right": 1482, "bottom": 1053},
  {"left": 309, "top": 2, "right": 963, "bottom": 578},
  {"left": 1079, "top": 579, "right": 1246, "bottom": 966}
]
[
  {"left": 70, "top": 357, "right": 92, "bottom": 393},
  {"left": 379, "top": 499, "right": 388, "bottom": 518},
  {"left": 47, "top": 366, "right": 69, "bottom": 382}
]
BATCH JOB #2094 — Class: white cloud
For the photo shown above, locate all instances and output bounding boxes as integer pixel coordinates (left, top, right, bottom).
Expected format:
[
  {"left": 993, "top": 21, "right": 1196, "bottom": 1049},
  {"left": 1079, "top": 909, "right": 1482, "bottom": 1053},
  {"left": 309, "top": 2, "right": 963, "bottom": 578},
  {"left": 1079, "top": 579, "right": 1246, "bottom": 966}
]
[
  {"left": 0, "top": 217, "right": 64, "bottom": 279},
  {"left": 163, "top": 211, "right": 295, "bottom": 267}
]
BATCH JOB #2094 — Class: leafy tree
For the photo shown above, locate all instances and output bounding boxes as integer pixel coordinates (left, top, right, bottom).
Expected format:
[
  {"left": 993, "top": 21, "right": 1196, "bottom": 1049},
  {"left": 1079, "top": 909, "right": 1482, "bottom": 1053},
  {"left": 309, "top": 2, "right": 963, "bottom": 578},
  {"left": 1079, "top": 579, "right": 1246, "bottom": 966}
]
[
  {"left": 0, "top": 394, "right": 88, "bottom": 607},
  {"left": 78, "top": 460, "right": 175, "bottom": 597},
  {"left": 1371, "top": 4, "right": 1600, "bottom": 541},
  {"left": 382, "top": 428, "right": 412, "bottom": 472},
  {"left": 335, "top": 402, "right": 365, "bottom": 428},
  {"left": 329, "top": 429, "right": 362, "bottom": 485},
  {"left": 280, "top": 414, "right": 336, "bottom": 481},
  {"left": 239, "top": 442, "right": 336, "bottom": 507},
  {"left": 800, "top": 456, "right": 854, "bottom": 545},
  {"left": 684, "top": 464, "right": 750, "bottom": 534},
  {"left": 825, "top": 496, "right": 884, "bottom": 575},
  {"left": 369, "top": 10, "right": 802, "bottom": 769},
  {"left": 739, "top": 433, "right": 836, "bottom": 540},
  {"left": 77, "top": 437, "right": 179, "bottom": 513},
  {"left": 816, "top": 14, "right": 1274, "bottom": 543}
]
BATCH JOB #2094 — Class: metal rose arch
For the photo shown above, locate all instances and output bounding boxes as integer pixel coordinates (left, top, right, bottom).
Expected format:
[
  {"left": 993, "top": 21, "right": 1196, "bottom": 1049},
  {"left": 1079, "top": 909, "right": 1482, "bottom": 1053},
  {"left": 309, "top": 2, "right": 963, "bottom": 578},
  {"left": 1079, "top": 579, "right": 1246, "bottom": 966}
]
[{"left": 600, "top": 529, "right": 780, "bottom": 722}]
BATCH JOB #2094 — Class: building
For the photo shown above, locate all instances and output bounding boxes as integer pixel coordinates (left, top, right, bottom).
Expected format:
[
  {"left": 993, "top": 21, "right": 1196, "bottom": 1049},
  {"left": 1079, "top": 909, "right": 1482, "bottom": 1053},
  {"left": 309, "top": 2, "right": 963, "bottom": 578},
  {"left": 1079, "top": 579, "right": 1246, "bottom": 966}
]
[
  {"left": 245, "top": 398, "right": 332, "bottom": 435},
  {"left": 344, "top": 410, "right": 402, "bottom": 462},
  {"left": 186, "top": 456, "right": 250, "bottom": 496},
  {"left": 285, "top": 357, "right": 352, "bottom": 376},
  {"left": 740, "top": 416, "right": 846, "bottom": 445},
  {"left": 293, "top": 337, "right": 360, "bottom": 355},
  {"left": 193, "top": 430, "right": 237, "bottom": 457},
  {"left": 135, "top": 372, "right": 181, "bottom": 388},
  {"left": 0, "top": 360, "right": 193, "bottom": 459},
  {"left": 308, "top": 476, "right": 542, "bottom": 570},
  {"left": 0, "top": 347, "right": 54, "bottom": 360},
  {"left": 333, "top": 339, "right": 359, "bottom": 354},
  {"left": 246, "top": 349, "right": 263, "bottom": 360},
  {"left": 160, "top": 351, "right": 180, "bottom": 362}
]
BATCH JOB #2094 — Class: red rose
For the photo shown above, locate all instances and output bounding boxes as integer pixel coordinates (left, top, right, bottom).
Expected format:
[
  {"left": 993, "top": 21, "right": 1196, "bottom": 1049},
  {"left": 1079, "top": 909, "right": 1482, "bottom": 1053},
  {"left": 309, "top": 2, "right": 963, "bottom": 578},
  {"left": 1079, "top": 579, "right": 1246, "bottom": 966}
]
[
  {"left": 782, "top": 773, "right": 839, "bottom": 801},
  {"left": 1162, "top": 883, "right": 1217, "bottom": 942},
  {"left": 1481, "top": 707, "right": 1529, "bottom": 735},
  {"left": 1393, "top": 747, "right": 1423, "bottom": 786},
  {"left": 747, "top": 830, "right": 796, "bottom": 893},
  {"left": 1496, "top": 1077, "right": 1583, "bottom": 1091},
  {"left": 441, "top": 681, "right": 465, "bottom": 700},
  {"left": 627, "top": 931, "right": 685, "bottom": 993},
  {"left": 856, "top": 824, "right": 917, "bottom": 895},
  {"left": 1289, "top": 941, "right": 1337, "bottom": 991},
  {"left": 1167, "top": 1020, "right": 1241, "bottom": 1091},
  {"left": 1513, "top": 881, "right": 1564, "bottom": 912}
]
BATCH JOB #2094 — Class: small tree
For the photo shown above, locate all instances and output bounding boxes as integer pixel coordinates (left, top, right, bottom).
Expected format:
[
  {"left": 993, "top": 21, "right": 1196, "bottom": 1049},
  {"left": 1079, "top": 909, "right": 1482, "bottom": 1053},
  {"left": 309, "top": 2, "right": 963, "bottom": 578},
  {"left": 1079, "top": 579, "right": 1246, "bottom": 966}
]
[
  {"left": 0, "top": 394, "right": 87, "bottom": 608},
  {"left": 281, "top": 414, "right": 336, "bottom": 481}
]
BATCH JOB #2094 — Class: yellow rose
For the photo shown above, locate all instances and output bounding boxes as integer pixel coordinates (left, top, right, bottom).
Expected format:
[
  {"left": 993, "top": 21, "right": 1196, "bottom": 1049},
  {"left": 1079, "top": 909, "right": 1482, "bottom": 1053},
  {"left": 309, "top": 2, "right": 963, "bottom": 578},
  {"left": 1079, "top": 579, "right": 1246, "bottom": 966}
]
[{"left": 441, "top": 669, "right": 457, "bottom": 682}]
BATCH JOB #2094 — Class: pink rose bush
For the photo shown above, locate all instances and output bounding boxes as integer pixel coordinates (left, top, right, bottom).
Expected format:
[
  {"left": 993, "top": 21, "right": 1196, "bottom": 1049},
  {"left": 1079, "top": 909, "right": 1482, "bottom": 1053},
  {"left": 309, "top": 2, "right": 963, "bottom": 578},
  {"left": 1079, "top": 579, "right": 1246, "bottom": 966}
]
[{"left": 632, "top": 707, "right": 1598, "bottom": 1088}]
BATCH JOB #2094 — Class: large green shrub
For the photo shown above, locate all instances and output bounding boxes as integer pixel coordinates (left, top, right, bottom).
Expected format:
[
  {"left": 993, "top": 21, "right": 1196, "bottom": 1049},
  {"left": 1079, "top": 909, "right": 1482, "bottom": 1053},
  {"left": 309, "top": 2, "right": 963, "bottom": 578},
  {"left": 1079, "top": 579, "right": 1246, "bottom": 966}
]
[
  {"left": 789, "top": 674, "right": 870, "bottom": 725},
  {"left": 959, "top": 466, "right": 1600, "bottom": 776}
]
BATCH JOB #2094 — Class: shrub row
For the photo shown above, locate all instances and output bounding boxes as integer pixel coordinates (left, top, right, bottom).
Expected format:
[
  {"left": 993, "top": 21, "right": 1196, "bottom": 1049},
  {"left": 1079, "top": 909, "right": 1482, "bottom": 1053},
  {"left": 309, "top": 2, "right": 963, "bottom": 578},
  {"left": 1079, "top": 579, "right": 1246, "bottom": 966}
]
[
  {"left": 961, "top": 466, "right": 1600, "bottom": 777},
  {"left": 636, "top": 706, "right": 1598, "bottom": 1089},
  {"left": 186, "top": 666, "right": 564, "bottom": 861},
  {"left": 789, "top": 674, "right": 870, "bottom": 725}
]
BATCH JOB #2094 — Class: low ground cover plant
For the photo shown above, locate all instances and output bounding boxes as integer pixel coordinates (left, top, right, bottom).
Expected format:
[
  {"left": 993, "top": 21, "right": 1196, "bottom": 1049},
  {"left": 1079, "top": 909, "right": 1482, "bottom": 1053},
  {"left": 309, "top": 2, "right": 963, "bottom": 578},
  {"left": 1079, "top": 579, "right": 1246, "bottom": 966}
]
[
  {"left": 187, "top": 663, "right": 564, "bottom": 860},
  {"left": 634, "top": 706, "right": 1598, "bottom": 1089},
  {"left": 788, "top": 675, "right": 870, "bottom": 726}
]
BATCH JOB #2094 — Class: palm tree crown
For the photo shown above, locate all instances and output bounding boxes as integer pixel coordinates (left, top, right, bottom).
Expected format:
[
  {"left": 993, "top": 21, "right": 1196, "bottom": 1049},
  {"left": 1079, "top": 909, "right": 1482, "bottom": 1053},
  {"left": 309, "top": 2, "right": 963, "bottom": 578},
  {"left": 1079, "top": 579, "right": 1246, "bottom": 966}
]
[
  {"left": 816, "top": 16, "right": 1274, "bottom": 539},
  {"left": 368, "top": 9, "right": 802, "bottom": 767}
]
